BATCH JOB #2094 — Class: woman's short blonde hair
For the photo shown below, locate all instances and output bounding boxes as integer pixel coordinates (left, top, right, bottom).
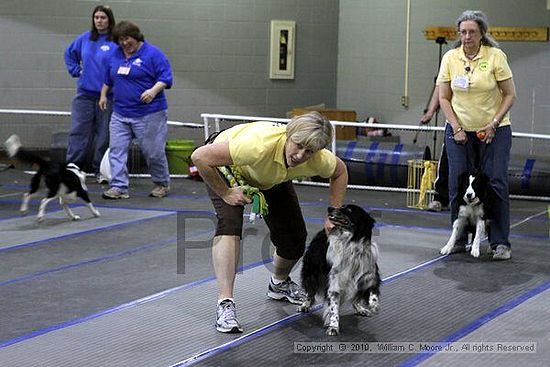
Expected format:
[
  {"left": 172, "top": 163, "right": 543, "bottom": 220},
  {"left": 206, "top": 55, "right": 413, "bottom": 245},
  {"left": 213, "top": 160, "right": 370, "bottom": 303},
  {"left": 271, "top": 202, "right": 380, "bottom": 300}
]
[{"left": 286, "top": 111, "right": 333, "bottom": 152}]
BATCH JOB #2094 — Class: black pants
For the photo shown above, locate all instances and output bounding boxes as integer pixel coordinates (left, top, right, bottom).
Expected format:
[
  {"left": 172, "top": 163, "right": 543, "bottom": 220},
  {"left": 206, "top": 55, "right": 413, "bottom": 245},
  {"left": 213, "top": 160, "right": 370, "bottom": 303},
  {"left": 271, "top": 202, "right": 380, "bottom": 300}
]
[
  {"left": 433, "top": 143, "right": 449, "bottom": 206},
  {"left": 206, "top": 181, "right": 307, "bottom": 260}
]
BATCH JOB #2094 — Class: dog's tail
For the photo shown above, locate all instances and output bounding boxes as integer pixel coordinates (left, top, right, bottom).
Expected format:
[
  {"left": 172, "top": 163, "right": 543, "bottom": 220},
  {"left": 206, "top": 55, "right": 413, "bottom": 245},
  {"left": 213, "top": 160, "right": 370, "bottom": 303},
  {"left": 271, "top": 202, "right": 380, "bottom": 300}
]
[{"left": 3, "top": 134, "right": 49, "bottom": 168}]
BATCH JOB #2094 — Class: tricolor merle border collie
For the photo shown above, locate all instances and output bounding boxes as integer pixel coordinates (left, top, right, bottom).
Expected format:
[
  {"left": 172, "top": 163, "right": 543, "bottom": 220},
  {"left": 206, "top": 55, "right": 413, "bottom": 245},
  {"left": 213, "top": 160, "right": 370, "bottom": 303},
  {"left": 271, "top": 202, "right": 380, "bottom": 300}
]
[
  {"left": 298, "top": 204, "right": 380, "bottom": 336},
  {"left": 440, "top": 171, "right": 496, "bottom": 258},
  {"left": 4, "top": 135, "right": 100, "bottom": 222}
]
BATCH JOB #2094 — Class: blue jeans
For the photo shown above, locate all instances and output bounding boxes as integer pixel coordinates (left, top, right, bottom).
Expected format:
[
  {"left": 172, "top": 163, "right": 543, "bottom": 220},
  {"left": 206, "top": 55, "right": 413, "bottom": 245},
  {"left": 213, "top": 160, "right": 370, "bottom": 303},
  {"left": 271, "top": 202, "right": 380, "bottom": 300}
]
[
  {"left": 66, "top": 93, "right": 111, "bottom": 174},
  {"left": 108, "top": 110, "right": 170, "bottom": 191},
  {"left": 445, "top": 124, "right": 512, "bottom": 249}
]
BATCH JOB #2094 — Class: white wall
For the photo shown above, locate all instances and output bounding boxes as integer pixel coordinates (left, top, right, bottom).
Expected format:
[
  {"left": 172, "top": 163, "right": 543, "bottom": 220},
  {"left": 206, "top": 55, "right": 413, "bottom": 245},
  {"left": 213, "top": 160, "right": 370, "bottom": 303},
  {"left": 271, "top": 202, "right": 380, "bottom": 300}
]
[{"left": 0, "top": 0, "right": 339, "bottom": 147}]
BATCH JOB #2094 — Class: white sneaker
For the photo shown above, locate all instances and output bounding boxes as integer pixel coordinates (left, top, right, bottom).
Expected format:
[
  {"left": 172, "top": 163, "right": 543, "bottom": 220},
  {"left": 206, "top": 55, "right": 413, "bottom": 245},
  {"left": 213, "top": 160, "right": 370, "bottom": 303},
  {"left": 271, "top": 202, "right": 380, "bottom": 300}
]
[
  {"left": 492, "top": 244, "right": 511, "bottom": 261},
  {"left": 215, "top": 299, "right": 243, "bottom": 333},
  {"left": 427, "top": 200, "right": 442, "bottom": 212},
  {"left": 102, "top": 187, "right": 129, "bottom": 200},
  {"left": 150, "top": 185, "right": 169, "bottom": 198}
]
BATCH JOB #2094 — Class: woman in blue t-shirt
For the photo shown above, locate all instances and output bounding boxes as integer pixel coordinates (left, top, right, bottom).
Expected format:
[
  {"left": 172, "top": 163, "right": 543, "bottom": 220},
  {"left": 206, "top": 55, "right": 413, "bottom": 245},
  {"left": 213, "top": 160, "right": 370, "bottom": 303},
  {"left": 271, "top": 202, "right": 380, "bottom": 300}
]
[
  {"left": 99, "top": 21, "right": 173, "bottom": 199},
  {"left": 64, "top": 5, "right": 116, "bottom": 183}
]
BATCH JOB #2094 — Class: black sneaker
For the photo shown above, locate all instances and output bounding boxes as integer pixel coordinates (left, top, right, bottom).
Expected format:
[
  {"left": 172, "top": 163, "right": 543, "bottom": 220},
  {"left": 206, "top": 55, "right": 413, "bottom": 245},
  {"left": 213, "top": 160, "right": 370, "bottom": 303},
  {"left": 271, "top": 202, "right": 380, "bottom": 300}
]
[
  {"left": 266, "top": 277, "right": 306, "bottom": 304},
  {"left": 215, "top": 299, "right": 243, "bottom": 333}
]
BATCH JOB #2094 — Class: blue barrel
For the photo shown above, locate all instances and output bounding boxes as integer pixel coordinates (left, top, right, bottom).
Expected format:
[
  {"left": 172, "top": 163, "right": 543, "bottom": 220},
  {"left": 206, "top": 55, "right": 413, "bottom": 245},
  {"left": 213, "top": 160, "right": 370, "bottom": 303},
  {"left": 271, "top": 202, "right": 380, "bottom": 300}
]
[
  {"left": 508, "top": 156, "right": 550, "bottom": 196},
  {"left": 336, "top": 140, "right": 550, "bottom": 196},
  {"left": 336, "top": 141, "right": 423, "bottom": 187}
]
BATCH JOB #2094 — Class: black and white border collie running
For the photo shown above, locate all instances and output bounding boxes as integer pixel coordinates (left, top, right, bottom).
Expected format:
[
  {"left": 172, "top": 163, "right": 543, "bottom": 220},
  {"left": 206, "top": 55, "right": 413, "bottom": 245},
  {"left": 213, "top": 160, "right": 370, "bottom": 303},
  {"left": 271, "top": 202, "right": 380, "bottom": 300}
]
[
  {"left": 298, "top": 204, "right": 381, "bottom": 336},
  {"left": 4, "top": 135, "right": 100, "bottom": 222},
  {"left": 440, "top": 171, "right": 496, "bottom": 258}
]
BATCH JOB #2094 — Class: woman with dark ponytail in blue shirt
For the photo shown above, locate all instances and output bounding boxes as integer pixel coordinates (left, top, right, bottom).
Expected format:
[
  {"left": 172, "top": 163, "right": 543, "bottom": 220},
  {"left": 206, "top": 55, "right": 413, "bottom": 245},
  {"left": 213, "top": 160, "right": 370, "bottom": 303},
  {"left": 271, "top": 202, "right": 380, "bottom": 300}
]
[{"left": 64, "top": 5, "right": 116, "bottom": 183}]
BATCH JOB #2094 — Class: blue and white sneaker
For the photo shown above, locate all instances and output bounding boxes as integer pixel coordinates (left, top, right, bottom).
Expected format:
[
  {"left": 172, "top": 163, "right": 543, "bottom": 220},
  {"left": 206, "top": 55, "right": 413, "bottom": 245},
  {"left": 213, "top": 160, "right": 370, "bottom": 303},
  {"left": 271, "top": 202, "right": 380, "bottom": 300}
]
[{"left": 266, "top": 277, "right": 307, "bottom": 305}]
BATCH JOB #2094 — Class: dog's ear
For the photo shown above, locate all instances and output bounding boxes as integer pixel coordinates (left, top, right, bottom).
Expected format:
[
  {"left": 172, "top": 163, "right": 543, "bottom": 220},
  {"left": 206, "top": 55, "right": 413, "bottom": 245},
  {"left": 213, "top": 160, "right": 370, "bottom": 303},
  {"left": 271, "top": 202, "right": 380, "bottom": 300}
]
[
  {"left": 351, "top": 209, "right": 375, "bottom": 241},
  {"left": 361, "top": 213, "right": 375, "bottom": 241},
  {"left": 365, "top": 214, "right": 375, "bottom": 238},
  {"left": 365, "top": 212, "right": 376, "bottom": 229}
]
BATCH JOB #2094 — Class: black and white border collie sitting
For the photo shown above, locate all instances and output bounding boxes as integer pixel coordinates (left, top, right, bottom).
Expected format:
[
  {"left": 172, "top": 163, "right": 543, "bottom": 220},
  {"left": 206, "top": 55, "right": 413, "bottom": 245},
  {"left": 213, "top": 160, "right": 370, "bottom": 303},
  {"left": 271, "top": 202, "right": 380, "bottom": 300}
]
[
  {"left": 4, "top": 135, "right": 100, "bottom": 222},
  {"left": 298, "top": 204, "right": 381, "bottom": 336},
  {"left": 440, "top": 171, "right": 496, "bottom": 258}
]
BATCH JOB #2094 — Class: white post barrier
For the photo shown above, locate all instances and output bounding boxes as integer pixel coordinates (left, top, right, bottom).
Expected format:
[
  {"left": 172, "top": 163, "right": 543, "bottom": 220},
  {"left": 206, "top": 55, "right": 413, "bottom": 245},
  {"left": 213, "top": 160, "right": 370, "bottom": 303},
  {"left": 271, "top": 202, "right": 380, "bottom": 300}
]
[
  {"left": 0, "top": 109, "right": 202, "bottom": 179},
  {"left": 199, "top": 113, "right": 550, "bottom": 202},
  {"left": 2, "top": 109, "right": 549, "bottom": 201}
]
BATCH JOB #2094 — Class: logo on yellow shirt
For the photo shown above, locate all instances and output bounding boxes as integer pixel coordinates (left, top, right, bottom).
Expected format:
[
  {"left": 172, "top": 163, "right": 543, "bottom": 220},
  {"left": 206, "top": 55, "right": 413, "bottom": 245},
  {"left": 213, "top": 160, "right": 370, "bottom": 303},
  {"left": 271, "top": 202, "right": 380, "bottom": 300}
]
[{"left": 479, "top": 61, "right": 488, "bottom": 71}]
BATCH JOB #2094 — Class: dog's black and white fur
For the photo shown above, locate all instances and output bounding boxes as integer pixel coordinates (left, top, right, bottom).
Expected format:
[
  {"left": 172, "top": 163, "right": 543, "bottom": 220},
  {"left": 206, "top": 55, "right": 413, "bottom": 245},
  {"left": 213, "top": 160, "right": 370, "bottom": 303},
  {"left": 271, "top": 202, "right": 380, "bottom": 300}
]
[
  {"left": 4, "top": 135, "right": 100, "bottom": 222},
  {"left": 440, "top": 171, "right": 496, "bottom": 257},
  {"left": 298, "top": 204, "right": 381, "bottom": 336}
]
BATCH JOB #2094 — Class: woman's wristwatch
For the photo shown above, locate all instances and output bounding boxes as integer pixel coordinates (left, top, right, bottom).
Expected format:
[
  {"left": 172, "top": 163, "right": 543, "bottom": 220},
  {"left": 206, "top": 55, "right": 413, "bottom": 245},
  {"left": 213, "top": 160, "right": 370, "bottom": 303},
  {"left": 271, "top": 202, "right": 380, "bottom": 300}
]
[
  {"left": 491, "top": 118, "right": 500, "bottom": 131},
  {"left": 453, "top": 126, "right": 463, "bottom": 136}
]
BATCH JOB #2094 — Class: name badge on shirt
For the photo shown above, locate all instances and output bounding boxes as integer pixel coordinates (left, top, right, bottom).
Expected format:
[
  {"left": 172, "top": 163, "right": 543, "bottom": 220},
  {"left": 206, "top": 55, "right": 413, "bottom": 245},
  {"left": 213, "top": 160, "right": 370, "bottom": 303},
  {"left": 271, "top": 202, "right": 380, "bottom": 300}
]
[
  {"left": 453, "top": 75, "right": 469, "bottom": 90},
  {"left": 117, "top": 66, "right": 131, "bottom": 75}
]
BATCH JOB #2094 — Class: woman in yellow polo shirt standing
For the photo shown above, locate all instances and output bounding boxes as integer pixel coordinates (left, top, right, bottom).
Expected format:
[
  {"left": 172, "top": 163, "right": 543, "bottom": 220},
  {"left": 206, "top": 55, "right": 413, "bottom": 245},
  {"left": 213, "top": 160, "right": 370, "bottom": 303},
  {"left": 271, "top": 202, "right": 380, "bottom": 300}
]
[
  {"left": 191, "top": 111, "right": 348, "bottom": 333},
  {"left": 437, "top": 10, "right": 516, "bottom": 260}
]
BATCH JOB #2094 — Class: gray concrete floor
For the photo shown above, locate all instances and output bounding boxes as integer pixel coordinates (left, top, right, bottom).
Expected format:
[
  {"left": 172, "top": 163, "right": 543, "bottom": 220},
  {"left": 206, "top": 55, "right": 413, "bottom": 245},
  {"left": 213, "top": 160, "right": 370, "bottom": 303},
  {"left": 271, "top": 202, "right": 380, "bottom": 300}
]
[{"left": 0, "top": 168, "right": 548, "bottom": 366}]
